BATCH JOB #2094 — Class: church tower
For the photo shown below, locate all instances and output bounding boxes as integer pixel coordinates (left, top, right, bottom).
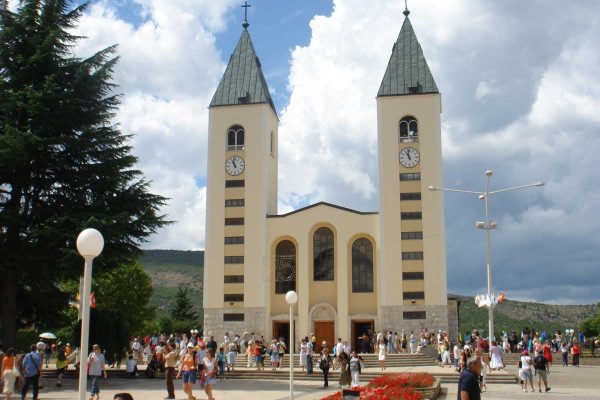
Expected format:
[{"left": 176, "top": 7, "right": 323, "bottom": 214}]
[
  {"left": 203, "top": 22, "right": 278, "bottom": 338},
  {"left": 376, "top": 9, "right": 448, "bottom": 331}
]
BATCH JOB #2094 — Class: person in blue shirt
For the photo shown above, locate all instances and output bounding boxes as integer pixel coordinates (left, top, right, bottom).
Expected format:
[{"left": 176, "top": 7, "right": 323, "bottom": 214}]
[
  {"left": 457, "top": 355, "right": 481, "bottom": 400},
  {"left": 21, "top": 344, "right": 43, "bottom": 400}
]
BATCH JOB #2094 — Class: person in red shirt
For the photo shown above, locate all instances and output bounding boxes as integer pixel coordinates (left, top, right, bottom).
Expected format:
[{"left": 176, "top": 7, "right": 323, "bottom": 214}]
[
  {"left": 543, "top": 341, "right": 553, "bottom": 371},
  {"left": 571, "top": 343, "right": 581, "bottom": 367}
]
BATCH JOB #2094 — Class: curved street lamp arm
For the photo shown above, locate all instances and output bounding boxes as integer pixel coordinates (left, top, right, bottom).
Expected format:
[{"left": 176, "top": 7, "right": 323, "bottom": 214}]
[
  {"left": 430, "top": 187, "right": 484, "bottom": 195},
  {"left": 488, "top": 182, "right": 544, "bottom": 195}
]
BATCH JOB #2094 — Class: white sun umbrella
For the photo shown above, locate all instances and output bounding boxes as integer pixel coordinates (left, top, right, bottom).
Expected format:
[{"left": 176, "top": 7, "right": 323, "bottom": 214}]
[{"left": 39, "top": 332, "right": 57, "bottom": 340}]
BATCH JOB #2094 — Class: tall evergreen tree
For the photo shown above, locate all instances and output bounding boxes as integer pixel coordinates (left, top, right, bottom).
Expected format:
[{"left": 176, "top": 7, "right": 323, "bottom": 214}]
[
  {"left": 170, "top": 287, "right": 197, "bottom": 321},
  {"left": 0, "top": 0, "right": 168, "bottom": 346}
]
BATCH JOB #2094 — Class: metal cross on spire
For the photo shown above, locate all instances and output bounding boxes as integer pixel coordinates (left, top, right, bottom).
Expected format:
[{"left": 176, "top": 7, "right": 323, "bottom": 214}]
[
  {"left": 242, "top": 1, "right": 251, "bottom": 29},
  {"left": 403, "top": 0, "right": 410, "bottom": 17}
]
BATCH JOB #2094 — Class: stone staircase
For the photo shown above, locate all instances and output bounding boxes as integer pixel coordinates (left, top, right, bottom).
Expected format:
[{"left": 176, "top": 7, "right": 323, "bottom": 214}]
[
  {"left": 41, "top": 353, "right": 517, "bottom": 384},
  {"left": 500, "top": 352, "right": 600, "bottom": 366}
]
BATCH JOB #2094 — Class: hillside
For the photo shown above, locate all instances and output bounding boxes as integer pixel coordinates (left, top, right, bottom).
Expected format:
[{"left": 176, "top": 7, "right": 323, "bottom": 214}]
[
  {"left": 138, "top": 250, "right": 204, "bottom": 316},
  {"left": 456, "top": 294, "right": 596, "bottom": 336},
  {"left": 137, "top": 250, "right": 597, "bottom": 333}
]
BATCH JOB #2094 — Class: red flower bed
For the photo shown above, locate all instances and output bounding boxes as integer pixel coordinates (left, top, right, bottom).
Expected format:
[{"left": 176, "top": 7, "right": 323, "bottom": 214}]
[
  {"left": 367, "top": 373, "right": 434, "bottom": 389},
  {"left": 321, "top": 386, "right": 422, "bottom": 400},
  {"left": 320, "top": 373, "right": 435, "bottom": 400}
]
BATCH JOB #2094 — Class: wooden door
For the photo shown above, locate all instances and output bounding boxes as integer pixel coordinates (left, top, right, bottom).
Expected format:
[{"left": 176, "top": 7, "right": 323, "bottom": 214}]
[{"left": 314, "top": 321, "right": 334, "bottom": 352}]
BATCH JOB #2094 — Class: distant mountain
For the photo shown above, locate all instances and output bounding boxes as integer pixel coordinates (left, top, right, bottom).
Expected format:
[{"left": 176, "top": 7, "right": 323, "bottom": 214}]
[
  {"left": 455, "top": 294, "right": 596, "bottom": 336},
  {"left": 138, "top": 250, "right": 204, "bottom": 316},
  {"left": 138, "top": 250, "right": 597, "bottom": 333}
]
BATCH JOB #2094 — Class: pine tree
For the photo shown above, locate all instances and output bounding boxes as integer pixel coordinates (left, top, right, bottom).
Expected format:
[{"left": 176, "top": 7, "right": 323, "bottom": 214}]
[
  {"left": 170, "top": 287, "right": 198, "bottom": 321},
  {"left": 0, "top": 1, "right": 169, "bottom": 346}
]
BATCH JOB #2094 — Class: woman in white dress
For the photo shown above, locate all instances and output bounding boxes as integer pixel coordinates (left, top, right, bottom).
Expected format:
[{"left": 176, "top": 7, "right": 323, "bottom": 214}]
[
  {"left": 299, "top": 339, "right": 308, "bottom": 371},
  {"left": 377, "top": 339, "right": 387, "bottom": 370},
  {"left": 409, "top": 333, "right": 416, "bottom": 354},
  {"left": 489, "top": 341, "right": 504, "bottom": 370}
]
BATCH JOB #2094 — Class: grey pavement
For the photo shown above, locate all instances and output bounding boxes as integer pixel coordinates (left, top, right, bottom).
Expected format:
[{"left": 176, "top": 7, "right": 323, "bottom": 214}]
[{"left": 4, "top": 365, "right": 599, "bottom": 400}]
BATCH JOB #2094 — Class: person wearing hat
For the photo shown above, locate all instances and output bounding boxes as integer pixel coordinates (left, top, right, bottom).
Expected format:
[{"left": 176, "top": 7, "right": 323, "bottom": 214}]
[
  {"left": 520, "top": 350, "right": 534, "bottom": 392},
  {"left": 176, "top": 343, "right": 197, "bottom": 400}
]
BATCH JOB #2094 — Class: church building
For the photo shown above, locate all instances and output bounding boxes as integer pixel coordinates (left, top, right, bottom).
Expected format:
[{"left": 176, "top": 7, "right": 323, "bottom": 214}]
[{"left": 203, "top": 7, "right": 454, "bottom": 349}]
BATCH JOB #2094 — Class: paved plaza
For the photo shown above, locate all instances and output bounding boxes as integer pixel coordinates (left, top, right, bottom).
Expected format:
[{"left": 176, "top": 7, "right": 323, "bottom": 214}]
[{"left": 5, "top": 365, "right": 599, "bottom": 400}]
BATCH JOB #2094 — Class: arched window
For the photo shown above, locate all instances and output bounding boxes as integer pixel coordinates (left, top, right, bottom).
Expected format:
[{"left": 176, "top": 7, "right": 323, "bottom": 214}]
[
  {"left": 227, "top": 125, "right": 245, "bottom": 150},
  {"left": 313, "top": 227, "right": 334, "bottom": 281},
  {"left": 399, "top": 116, "right": 418, "bottom": 143},
  {"left": 275, "top": 240, "right": 296, "bottom": 293},
  {"left": 352, "top": 238, "right": 373, "bottom": 292}
]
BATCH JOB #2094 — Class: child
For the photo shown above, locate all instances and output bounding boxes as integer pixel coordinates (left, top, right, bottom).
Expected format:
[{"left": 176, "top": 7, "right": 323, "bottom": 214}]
[{"left": 217, "top": 347, "right": 226, "bottom": 380}]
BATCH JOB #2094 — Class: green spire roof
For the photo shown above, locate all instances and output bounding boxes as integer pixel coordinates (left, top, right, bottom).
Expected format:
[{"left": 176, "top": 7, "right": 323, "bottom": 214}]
[
  {"left": 378, "top": 16, "right": 438, "bottom": 97},
  {"left": 210, "top": 29, "right": 276, "bottom": 115}
]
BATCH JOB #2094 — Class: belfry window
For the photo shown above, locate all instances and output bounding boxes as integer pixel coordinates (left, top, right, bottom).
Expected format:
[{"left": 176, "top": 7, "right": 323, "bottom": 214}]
[
  {"left": 352, "top": 238, "right": 374, "bottom": 293},
  {"left": 399, "top": 116, "right": 418, "bottom": 143},
  {"left": 275, "top": 240, "right": 296, "bottom": 294},
  {"left": 313, "top": 227, "right": 334, "bottom": 281},
  {"left": 227, "top": 125, "right": 245, "bottom": 151}
]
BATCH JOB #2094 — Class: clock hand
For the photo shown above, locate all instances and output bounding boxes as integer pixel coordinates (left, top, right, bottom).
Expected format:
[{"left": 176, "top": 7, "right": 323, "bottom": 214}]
[
  {"left": 406, "top": 151, "right": 411, "bottom": 161},
  {"left": 232, "top": 160, "right": 237, "bottom": 168}
]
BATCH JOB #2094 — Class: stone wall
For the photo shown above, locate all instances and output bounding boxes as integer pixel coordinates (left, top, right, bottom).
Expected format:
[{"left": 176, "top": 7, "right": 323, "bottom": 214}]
[
  {"left": 203, "top": 307, "right": 266, "bottom": 340},
  {"left": 380, "top": 305, "right": 449, "bottom": 334},
  {"left": 447, "top": 298, "right": 460, "bottom": 342}
]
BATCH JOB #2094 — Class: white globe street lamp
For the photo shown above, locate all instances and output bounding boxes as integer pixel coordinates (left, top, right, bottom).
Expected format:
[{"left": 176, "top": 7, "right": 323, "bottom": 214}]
[
  {"left": 76, "top": 228, "right": 104, "bottom": 400},
  {"left": 285, "top": 290, "right": 298, "bottom": 400}
]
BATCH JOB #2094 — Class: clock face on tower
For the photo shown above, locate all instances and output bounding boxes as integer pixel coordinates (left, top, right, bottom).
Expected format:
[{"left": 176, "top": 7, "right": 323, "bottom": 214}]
[
  {"left": 225, "top": 156, "right": 245, "bottom": 176},
  {"left": 399, "top": 147, "right": 420, "bottom": 168}
]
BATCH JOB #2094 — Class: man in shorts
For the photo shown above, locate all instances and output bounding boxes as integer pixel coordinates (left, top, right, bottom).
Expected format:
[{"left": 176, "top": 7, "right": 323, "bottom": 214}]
[{"left": 534, "top": 349, "right": 551, "bottom": 393}]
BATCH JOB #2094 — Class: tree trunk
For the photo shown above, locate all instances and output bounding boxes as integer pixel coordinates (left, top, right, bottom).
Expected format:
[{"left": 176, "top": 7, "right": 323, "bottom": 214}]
[{"left": 0, "top": 266, "right": 17, "bottom": 348}]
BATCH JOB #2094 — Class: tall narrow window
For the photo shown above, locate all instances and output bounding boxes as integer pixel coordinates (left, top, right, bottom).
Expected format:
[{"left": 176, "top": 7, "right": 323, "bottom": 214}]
[
  {"left": 227, "top": 125, "right": 245, "bottom": 151},
  {"left": 313, "top": 227, "right": 334, "bottom": 281},
  {"left": 399, "top": 116, "right": 418, "bottom": 143},
  {"left": 352, "top": 238, "right": 373, "bottom": 292},
  {"left": 275, "top": 240, "right": 296, "bottom": 294},
  {"left": 270, "top": 131, "right": 275, "bottom": 157}
]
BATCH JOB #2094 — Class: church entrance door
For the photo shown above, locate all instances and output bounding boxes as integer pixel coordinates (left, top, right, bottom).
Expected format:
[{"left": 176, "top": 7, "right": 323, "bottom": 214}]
[
  {"left": 273, "top": 321, "right": 290, "bottom": 349},
  {"left": 352, "top": 320, "right": 374, "bottom": 353},
  {"left": 314, "top": 321, "right": 334, "bottom": 352}
]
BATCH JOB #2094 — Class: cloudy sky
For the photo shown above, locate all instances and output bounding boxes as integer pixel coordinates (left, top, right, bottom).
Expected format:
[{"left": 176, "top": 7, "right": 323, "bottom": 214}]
[{"left": 12, "top": 0, "right": 599, "bottom": 303}]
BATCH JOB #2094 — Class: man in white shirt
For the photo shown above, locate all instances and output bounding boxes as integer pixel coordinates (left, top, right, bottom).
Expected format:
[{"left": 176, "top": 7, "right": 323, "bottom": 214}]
[
  {"left": 125, "top": 355, "right": 137, "bottom": 377},
  {"left": 343, "top": 341, "right": 351, "bottom": 356},
  {"left": 520, "top": 350, "right": 535, "bottom": 392}
]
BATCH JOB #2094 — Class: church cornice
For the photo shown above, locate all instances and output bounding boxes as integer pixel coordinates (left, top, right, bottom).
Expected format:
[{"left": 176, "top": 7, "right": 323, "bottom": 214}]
[{"left": 267, "top": 201, "right": 378, "bottom": 219}]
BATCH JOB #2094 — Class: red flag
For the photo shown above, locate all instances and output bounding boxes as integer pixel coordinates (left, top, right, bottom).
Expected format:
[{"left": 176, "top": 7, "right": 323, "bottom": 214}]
[{"left": 90, "top": 292, "right": 97, "bottom": 308}]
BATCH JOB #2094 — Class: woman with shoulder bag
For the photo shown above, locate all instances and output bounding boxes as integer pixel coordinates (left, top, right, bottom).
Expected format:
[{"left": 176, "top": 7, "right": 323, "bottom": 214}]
[
  {"left": 1, "top": 348, "right": 19, "bottom": 400},
  {"left": 202, "top": 349, "right": 218, "bottom": 400},
  {"left": 318, "top": 348, "right": 332, "bottom": 388}
]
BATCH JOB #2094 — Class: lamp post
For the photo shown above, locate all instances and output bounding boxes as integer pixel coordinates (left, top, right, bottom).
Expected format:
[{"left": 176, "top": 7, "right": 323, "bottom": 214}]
[
  {"left": 285, "top": 290, "right": 298, "bottom": 400},
  {"left": 76, "top": 228, "right": 104, "bottom": 400},
  {"left": 429, "top": 170, "right": 544, "bottom": 342}
]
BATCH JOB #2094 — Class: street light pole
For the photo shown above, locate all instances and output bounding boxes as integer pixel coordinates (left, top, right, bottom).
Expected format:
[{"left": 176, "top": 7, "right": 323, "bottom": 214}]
[
  {"left": 76, "top": 229, "right": 104, "bottom": 400},
  {"left": 285, "top": 290, "right": 298, "bottom": 400},
  {"left": 429, "top": 171, "right": 544, "bottom": 342},
  {"left": 484, "top": 171, "right": 494, "bottom": 344}
]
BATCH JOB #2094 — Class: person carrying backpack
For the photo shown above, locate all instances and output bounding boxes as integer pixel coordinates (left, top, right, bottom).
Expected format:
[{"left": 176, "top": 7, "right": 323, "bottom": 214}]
[
  {"left": 55, "top": 344, "right": 68, "bottom": 387},
  {"left": 533, "top": 349, "right": 551, "bottom": 393}
]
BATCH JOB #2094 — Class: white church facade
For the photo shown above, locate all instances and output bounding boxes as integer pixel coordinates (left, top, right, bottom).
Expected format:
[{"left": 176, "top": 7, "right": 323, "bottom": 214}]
[{"left": 203, "top": 10, "right": 456, "bottom": 349}]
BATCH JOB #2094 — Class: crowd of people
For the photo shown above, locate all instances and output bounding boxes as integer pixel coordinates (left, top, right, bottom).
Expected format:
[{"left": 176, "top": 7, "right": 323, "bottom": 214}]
[{"left": 0, "top": 327, "right": 597, "bottom": 400}]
